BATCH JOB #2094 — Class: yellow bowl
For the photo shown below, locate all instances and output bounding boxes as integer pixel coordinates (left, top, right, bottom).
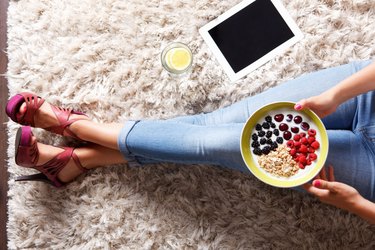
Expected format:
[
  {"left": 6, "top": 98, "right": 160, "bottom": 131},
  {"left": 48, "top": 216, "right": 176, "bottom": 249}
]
[{"left": 240, "top": 102, "right": 329, "bottom": 188}]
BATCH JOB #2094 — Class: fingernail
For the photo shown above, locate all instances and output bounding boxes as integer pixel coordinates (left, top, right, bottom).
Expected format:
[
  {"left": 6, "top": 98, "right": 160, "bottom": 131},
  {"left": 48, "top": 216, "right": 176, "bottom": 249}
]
[
  {"left": 295, "top": 104, "right": 302, "bottom": 110},
  {"left": 314, "top": 180, "right": 321, "bottom": 187}
]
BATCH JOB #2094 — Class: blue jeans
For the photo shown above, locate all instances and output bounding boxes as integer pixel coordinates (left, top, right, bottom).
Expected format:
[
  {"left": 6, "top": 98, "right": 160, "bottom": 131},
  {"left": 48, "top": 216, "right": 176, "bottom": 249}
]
[{"left": 118, "top": 60, "right": 375, "bottom": 202}]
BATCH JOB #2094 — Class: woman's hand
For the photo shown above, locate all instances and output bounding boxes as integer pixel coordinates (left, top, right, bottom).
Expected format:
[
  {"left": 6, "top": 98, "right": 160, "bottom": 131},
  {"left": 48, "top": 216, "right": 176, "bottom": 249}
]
[
  {"left": 295, "top": 61, "right": 375, "bottom": 118},
  {"left": 294, "top": 91, "right": 339, "bottom": 118},
  {"left": 302, "top": 166, "right": 363, "bottom": 212}
]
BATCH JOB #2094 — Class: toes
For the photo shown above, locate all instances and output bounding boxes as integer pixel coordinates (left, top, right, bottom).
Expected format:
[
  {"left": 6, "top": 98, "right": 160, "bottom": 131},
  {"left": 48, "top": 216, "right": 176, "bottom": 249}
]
[{"left": 16, "top": 103, "right": 27, "bottom": 120}]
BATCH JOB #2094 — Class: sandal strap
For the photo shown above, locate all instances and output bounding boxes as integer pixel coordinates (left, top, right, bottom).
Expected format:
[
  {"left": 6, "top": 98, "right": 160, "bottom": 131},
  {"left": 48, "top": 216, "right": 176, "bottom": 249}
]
[
  {"left": 44, "top": 105, "right": 88, "bottom": 139},
  {"left": 19, "top": 92, "right": 45, "bottom": 126},
  {"left": 34, "top": 147, "right": 72, "bottom": 186},
  {"left": 33, "top": 147, "right": 87, "bottom": 187},
  {"left": 71, "top": 150, "right": 89, "bottom": 173}
]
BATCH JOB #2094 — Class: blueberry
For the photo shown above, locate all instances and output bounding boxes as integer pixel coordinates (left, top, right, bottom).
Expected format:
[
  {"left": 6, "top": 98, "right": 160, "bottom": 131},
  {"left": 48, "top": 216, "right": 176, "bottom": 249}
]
[
  {"left": 270, "top": 122, "right": 276, "bottom": 128},
  {"left": 262, "top": 122, "right": 270, "bottom": 129},
  {"left": 252, "top": 133, "right": 258, "bottom": 140},
  {"left": 255, "top": 124, "right": 262, "bottom": 130},
  {"left": 265, "top": 115, "right": 272, "bottom": 123},
  {"left": 273, "top": 129, "right": 280, "bottom": 136},
  {"left": 258, "top": 130, "right": 266, "bottom": 137},
  {"left": 266, "top": 131, "right": 273, "bottom": 138},
  {"left": 251, "top": 141, "right": 260, "bottom": 148},
  {"left": 253, "top": 148, "right": 262, "bottom": 155},
  {"left": 260, "top": 138, "right": 267, "bottom": 145},
  {"left": 266, "top": 139, "right": 273, "bottom": 145},
  {"left": 262, "top": 146, "right": 271, "bottom": 155},
  {"left": 276, "top": 137, "right": 283, "bottom": 144},
  {"left": 271, "top": 142, "right": 278, "bottom": 150}
]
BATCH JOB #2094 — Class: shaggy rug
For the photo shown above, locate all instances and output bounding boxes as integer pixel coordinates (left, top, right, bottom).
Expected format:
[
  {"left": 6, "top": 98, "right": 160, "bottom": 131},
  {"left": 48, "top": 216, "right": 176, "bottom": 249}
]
[{"left": 6, "top": 0, "right": 375, "bottom": 249}]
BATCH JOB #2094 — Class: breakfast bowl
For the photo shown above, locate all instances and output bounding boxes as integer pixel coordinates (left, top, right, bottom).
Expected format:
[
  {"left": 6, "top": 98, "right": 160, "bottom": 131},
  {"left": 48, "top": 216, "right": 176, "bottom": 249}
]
[{"left": 240, "top": 102, "right": 329, "bottom": 188}]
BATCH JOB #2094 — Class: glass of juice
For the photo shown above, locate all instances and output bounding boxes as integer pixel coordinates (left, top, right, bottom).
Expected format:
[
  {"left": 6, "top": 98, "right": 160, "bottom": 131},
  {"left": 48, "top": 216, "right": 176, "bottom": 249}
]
[{"left": 161, "top": 42, "right": 193, "bottom": 75}]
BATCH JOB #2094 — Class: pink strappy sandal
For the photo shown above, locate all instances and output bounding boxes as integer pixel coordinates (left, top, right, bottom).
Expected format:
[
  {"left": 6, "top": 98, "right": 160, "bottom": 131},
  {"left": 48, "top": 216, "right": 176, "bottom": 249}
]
[
  {"left": 6, "top": 92, "right": 89, "bottom": 139},
  {"left": 15, "top": 126, "right": 88, "bottom": 187}
]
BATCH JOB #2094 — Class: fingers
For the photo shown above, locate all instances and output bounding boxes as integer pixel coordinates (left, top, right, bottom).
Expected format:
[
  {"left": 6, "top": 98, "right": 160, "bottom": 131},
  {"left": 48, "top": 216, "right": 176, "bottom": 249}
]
[
  {"left": 312, "top": 179, "right": 338, "bottom": 193},
  {"left": 320, "top": 167, "right": 327, "bottom": 180},
  {"left": 294, "top": 99, "right": 306, "bottom": 110},
  {"left": 303, "top": 182, "right": 329, "bottom": 197},
  {"left": 328, "top": 165, "right": 335, "bottom": 181}
]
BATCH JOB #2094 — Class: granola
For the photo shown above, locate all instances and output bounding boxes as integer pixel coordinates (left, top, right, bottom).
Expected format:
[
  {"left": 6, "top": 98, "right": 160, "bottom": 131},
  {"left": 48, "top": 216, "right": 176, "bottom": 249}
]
[{"left": 257, "top": 145, "right": 299, "bottom": 177}]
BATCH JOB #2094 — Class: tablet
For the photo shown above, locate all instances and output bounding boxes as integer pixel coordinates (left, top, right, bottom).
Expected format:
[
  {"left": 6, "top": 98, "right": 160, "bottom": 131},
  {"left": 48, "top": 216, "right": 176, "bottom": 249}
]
[{"left": 199, "top": 0, "right": 303, "bottom": 82}]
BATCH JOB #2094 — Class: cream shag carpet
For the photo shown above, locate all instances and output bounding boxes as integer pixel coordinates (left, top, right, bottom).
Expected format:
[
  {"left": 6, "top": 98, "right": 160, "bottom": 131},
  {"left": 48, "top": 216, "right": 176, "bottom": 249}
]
[{"left": 6, "top": 0, "right": 375, "bottom": 249}]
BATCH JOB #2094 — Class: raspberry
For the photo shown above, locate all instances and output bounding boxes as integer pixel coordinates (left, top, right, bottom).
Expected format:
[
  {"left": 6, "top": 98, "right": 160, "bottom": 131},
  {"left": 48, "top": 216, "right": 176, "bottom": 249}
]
[
  {"left": 298, "top": 155, "right": 307, "bottom": 164},
  {"left": 298, "top": 163, "right": 306, "bottom": 169},
  {"left": 300, "top": 132, "right": 306, "bottom": 137},
  {"left": 294, "top": 141, "right": 301, "bottom": 148},
  {"left": 308, "top": 147, "right": 315, "bottom": 153},
  {"left": 308, "top": 129, "right": 316, "bottom": 136},
  {"left": 307, "top": 136, "right": 315, "bottom": 144},
  {"left": 299, "top": 145, "right": 308, "bottom": 153},
  {"left": 290, "top": 148, "right": 297, "bottom": 156},
  {"left": 293, "top": 134, "right": 301, "bottom": 141},
  {"left": 286, "top": 140, "right": 294, "bottom": 147},
  {"left": 306, "top": 160, "right": 312, "bottom": 166},
  {"left": 300, "top": 137, "right": 308, "bottom": 145},
  {"left": 311, "top": 141, "right": 320, "bottom": 149},
  {"left": 309, "top": 153, "right": 317, "bottom": 161}
]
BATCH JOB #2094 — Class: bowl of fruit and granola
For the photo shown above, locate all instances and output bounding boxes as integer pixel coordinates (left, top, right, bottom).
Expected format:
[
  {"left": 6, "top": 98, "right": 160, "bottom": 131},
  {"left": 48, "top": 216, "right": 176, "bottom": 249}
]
[{"left": 240, "top": 102, "right": 329, "bottom": 188}]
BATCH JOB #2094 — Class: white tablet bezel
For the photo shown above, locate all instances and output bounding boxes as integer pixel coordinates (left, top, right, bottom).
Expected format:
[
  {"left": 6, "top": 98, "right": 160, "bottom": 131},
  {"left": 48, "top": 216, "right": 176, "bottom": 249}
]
[{"left": 199, "top": 0, "right": 303, "bottom": 82}]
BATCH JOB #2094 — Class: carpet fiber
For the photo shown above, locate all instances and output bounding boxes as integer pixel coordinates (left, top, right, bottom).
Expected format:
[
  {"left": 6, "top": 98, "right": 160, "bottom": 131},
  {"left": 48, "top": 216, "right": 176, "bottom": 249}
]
[{"left": 6, "top": 0, "right": 375, "bottom": 249}]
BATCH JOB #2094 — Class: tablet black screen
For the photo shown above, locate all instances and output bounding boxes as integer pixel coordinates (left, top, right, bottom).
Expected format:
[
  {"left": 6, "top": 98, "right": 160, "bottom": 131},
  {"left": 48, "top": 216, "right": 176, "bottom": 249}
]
[{"left": 208, "top": 0, "right": 295, "bottom": 73}]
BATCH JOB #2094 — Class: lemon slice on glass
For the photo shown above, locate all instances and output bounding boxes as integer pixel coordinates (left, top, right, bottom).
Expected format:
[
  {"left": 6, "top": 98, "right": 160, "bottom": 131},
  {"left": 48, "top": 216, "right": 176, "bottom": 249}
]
[{"left": 165, "top": 47, "right": 192, "bottom": 71}]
